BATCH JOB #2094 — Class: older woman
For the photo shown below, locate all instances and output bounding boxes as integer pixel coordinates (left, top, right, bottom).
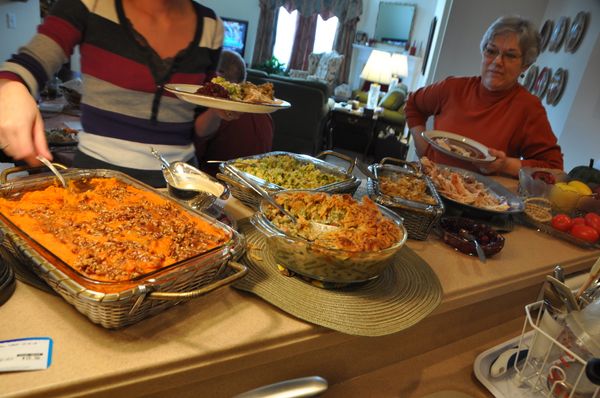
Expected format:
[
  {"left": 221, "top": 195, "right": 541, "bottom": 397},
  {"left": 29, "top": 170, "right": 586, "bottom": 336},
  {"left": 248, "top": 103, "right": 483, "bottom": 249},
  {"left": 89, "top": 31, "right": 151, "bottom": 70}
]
[{"left": 406, "top": 15, "right": 563, "bottom": 176}]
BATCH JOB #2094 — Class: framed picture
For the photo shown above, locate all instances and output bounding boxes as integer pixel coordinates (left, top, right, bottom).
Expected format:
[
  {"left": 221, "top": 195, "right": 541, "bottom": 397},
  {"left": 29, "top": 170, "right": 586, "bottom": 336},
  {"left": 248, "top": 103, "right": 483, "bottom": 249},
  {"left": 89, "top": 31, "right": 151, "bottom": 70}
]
[
  {"left": 422, "top": 17, "right": 437, "bottom": 75},
  {"left": 355, "top": 31, "right": 368, "bottom": 45}
]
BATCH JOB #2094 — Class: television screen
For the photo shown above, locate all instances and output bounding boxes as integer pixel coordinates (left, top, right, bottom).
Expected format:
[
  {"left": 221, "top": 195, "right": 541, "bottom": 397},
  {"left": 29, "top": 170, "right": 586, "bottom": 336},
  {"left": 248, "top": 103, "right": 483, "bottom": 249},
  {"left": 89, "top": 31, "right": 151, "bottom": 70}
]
[{"left": 222, "top": 17, "right": 248, "bottom": 57}]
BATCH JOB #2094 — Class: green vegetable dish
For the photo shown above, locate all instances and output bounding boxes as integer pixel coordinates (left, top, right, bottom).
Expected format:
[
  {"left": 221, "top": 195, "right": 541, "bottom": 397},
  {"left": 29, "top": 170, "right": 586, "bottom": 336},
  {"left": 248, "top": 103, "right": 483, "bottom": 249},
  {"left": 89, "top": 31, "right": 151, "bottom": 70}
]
[{"left": 232, "top": 155, "right": 346, "bottom": 189}]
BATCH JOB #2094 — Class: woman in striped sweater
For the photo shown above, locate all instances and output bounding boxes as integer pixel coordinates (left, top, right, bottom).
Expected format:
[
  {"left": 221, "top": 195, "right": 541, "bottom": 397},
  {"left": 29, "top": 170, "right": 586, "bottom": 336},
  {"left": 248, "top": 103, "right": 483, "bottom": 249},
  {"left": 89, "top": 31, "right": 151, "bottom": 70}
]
[{"left": 0, "top": 0, "right": 234, "bottom": 186}]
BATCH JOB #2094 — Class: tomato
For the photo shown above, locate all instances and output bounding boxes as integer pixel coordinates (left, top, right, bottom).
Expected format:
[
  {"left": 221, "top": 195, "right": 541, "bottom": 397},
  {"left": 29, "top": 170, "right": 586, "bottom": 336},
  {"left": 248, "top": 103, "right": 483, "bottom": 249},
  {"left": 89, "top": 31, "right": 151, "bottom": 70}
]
[
  {"left": 572, "top": 217, "right": 586, "bottom": 227},
  {"left": 584, "top": 212, "right": 600, "bottom": 234},
  {"left": 570, "top": 224, "right": 600, "bottom": 243},
  {"left": 551, "top": 214, "right": 573, "bottom": 232}
]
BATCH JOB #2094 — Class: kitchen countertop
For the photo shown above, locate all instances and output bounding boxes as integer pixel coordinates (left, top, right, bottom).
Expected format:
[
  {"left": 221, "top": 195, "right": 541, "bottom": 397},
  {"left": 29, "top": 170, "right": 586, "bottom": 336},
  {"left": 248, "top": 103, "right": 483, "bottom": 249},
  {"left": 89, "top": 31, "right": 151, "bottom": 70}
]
[{"left": 1, "top": 177, "right": 599, "bottom": 397}]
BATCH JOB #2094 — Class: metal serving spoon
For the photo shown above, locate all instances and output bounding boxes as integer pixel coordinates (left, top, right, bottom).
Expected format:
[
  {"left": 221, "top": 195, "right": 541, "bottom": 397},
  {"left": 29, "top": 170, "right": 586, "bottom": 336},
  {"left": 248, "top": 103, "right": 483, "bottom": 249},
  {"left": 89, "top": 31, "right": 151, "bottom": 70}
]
[
  {"left": 36, "top": 155, "right": 67, "bottom": 188},
  {"left": 459, "top": 228, "right": 486, "bottom": 263},
  {"left": 223, "top": 164, "right": 338, "bottom": 235}
]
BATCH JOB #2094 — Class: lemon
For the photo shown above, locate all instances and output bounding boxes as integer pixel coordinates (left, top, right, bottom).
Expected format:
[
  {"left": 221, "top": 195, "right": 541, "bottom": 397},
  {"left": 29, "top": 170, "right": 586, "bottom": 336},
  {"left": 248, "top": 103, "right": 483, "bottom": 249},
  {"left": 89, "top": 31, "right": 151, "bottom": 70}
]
[
  {"left": 568, "top": 180, "right": 593, "bottom": 196},
  {"left": 549, "top": 184, "right": 580, "bottom": 212}
]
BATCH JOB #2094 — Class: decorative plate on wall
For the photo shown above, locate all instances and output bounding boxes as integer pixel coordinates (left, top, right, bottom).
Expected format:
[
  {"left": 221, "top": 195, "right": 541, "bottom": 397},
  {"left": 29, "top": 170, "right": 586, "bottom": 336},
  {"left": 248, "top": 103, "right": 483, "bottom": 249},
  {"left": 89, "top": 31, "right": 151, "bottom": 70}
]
[
  {"left": 522, "top": 65, "right": 538, "bottom": 92},
  {"left": 548, "top": 16, "right": 570, "bottom": 52},
  {"left": 540, "top": 20, "right": 553, "bottom": 52},
  {"left": 532, "top": 67, "right": 551, "bottom": 99},
  {"left": 565, "top": 11, "right": 589, "bottom": 53},
  {"left": 546, "top": 68, "right": 568, "bottom": 106}
]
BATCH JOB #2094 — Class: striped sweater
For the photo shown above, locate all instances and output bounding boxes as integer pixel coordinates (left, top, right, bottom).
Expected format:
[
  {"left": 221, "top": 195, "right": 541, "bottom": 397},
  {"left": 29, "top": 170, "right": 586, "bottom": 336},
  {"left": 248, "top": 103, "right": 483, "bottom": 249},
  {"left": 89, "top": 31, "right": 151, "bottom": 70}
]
[{"left": 0, "top": 0, "right": 223, "bottom": 169}]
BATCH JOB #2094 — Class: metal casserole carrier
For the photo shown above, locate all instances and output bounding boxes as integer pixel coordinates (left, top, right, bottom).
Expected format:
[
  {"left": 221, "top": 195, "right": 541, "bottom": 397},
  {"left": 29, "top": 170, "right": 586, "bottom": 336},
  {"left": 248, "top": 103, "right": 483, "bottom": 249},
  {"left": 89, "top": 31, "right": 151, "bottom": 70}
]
[
  {"left": 367, "top": 158, "right": 445, "bottom": 240},
  {"left": 217, "top": 150, "right": 361, "bottom": 209},
  {"left": 0, "top": 168, "right": 247, "bottom": 328}
]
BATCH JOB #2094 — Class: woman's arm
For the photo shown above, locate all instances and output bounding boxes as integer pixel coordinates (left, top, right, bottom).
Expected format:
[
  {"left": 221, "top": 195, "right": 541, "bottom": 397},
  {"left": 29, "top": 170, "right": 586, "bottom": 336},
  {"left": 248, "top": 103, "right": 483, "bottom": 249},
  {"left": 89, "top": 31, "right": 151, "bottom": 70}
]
[
  {"left": 0, "top": 0, "right": 87, "bottom": 164},
  {"left": 408, "top": 125, "right": 429, "bottom": 158}
]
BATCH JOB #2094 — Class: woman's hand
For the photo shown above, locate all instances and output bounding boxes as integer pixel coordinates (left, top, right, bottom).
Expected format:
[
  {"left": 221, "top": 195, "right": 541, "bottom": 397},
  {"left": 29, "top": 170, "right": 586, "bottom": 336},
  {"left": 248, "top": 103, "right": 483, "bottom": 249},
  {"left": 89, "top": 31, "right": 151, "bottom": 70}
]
[
  {"left": 194, "top": 108, "right": 242, "bottom": 138},
  {"left": 214, "top": 109, "right": 241, "bottom": 121},
  {"left": 0, "top": 80, "right": 51, "bottom": 164},
  {"left": 475, "top": 148, "right": 521, "bottom": 177}
]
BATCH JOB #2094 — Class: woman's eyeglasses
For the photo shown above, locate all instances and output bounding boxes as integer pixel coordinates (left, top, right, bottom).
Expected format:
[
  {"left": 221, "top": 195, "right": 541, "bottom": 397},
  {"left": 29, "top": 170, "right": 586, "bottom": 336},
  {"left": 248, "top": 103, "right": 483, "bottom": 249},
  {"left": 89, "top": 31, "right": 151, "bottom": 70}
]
[{"left": 483, "top": 46, "right": 522, "bottom": 62}]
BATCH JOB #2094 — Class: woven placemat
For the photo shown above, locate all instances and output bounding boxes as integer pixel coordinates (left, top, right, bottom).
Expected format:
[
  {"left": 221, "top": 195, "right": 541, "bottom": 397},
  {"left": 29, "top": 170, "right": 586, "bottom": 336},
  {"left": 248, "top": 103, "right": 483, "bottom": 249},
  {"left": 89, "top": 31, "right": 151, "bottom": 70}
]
[{"left": 233, "top": 219, "right": 443, "bottom": 337}]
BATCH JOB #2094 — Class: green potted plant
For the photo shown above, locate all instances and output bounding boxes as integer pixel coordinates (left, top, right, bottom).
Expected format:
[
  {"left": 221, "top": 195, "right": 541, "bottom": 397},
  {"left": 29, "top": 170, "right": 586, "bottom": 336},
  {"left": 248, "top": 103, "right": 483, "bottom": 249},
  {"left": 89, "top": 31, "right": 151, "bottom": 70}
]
[{"left": 255, "top": 56, "right": 288, "bottom": 76}]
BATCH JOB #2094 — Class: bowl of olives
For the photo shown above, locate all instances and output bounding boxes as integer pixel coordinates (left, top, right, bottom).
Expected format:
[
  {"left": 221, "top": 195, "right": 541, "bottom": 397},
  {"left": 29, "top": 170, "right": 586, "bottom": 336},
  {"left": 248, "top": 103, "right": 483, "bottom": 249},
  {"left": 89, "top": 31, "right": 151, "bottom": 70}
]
[{"left": 438, "top": 216, "right": 505, "bottom": 257}]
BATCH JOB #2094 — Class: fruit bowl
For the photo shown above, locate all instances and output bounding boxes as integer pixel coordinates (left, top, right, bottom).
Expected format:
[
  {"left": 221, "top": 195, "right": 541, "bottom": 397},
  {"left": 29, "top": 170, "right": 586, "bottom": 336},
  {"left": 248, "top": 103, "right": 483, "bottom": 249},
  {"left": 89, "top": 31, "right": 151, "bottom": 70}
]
[
  {"left": 438, "top": 217, "right": 505, "bottom": 257},
  {"left": 518, "top": 167, "right": 568, "bottom": 198}
]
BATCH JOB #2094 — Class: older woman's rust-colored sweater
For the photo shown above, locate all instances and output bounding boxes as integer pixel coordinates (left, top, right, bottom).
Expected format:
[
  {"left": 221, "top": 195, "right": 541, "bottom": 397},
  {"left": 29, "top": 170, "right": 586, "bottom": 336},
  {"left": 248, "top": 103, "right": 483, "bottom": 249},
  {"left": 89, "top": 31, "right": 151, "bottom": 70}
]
[{"left": 406, "top": 76, "right": 563, "bottom": 171}]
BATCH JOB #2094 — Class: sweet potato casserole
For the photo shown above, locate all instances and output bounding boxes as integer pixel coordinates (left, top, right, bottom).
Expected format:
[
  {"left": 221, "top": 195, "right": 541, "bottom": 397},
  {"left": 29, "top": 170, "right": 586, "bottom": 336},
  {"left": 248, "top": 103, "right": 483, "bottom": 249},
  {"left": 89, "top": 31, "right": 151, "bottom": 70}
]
[
  {"left": 263, "top": 191, "right": 402, "bottom": 251},
  {"left": 233, "top": 155, "right": 345, "bottom": 189},
  {"left": 0, "top": 178, "right": 231, "bottom": 282}
]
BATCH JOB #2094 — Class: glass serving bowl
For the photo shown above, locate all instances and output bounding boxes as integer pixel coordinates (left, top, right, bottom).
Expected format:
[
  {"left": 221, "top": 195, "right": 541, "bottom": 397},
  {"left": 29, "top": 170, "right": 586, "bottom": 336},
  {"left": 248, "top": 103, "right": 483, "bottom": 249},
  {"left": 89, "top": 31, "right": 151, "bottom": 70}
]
[
  {"left": 438, "top": 216, "right": 505, "bottom": 257},
  {"left": 251, "top": 191, "right": 408, "bottom": 284}
]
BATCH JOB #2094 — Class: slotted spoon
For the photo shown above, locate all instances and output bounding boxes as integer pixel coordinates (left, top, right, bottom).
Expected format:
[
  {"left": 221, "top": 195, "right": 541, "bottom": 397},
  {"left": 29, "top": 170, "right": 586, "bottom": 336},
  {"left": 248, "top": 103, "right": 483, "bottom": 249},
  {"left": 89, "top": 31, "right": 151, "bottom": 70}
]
[{"left": 36, "top": 155, "right": 67, "bottom": 188}]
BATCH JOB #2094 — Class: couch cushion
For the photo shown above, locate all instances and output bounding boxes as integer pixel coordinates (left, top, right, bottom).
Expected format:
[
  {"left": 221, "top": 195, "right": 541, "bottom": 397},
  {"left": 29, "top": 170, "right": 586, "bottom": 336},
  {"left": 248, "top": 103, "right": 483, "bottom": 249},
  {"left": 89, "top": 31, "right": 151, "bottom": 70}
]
[
  {"left": 307, "top": 53, "right": 321, "bottom": 75},
  {"left": 379, "top": 89, "right": 406, "bottom": 111}
]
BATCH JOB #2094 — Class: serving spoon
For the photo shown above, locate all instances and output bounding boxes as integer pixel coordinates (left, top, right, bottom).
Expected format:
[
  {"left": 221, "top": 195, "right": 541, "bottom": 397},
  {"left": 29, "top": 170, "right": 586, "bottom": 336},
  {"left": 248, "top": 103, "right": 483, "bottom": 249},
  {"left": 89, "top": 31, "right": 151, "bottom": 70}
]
[
  {"left": 459, "top": 228, "right": 486, "bottom": 263},
  {"left": 223, "top": 164, "right": 338, "bottom": 235},
  {"left": 36, "top": 155, "right": 67, "bottom": 188}
]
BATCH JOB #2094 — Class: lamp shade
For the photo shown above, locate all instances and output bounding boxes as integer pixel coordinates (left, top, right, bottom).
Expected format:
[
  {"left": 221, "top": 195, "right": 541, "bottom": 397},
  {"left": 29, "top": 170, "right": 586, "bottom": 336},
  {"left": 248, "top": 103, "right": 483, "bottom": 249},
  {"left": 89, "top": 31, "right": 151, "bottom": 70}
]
[
  {"left": 360, "top": 50, "right": 392, "bottom": 84},
  {"left": 391, "top": 53, "right": 409, "bottom": 78}
]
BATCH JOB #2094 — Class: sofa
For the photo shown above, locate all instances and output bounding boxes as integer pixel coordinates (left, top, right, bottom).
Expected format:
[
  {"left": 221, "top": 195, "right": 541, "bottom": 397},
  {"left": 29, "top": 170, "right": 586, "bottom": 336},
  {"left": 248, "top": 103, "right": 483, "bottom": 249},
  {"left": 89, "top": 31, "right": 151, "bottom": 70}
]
[
  {"left": 352, "top": 83, "right": 411, "bottom": 160},
  {"left": 352, "top": 83, "right": 408, "bottom": 128},
  {"left": 247, "top": 69, "right": 331, "bottom": 156},
  {"left": 288, "top": 51, "right": 344, "bottom": 96}
]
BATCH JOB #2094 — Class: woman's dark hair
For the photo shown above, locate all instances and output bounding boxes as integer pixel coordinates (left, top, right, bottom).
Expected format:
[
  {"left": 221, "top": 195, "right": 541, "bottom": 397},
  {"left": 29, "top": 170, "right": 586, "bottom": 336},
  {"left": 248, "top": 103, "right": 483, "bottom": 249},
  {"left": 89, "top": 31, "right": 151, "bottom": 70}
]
[{"left": 480, "top": 15, "right": 541, "bottom": 67}]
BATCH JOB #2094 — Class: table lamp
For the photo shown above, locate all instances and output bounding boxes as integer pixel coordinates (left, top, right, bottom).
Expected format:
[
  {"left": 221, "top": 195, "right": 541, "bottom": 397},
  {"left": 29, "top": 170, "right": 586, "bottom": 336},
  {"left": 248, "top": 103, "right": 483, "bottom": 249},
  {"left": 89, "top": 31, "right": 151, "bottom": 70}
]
[
  {"left": 360, "top": 50, "right": 392, "bottom": 110},
  {"left": 389, "top": 53, "right": 409, "bottom": 91}
]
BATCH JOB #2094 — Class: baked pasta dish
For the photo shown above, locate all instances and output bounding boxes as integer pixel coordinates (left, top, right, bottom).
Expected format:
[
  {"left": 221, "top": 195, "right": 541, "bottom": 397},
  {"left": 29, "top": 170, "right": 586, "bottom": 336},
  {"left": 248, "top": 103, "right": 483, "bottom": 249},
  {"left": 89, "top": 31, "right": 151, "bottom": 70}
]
[
  {"left": 379, "top": 174, "right": 436, "bottom": 205},
  {"left": 232, "top": 155, "right": 345, "bottom": 189},
  {"left": 0, "top": 178, "right": 231, "bottom": 282},
  {"left": 263, "top": 191, "right": 403, "bottom": 252}
]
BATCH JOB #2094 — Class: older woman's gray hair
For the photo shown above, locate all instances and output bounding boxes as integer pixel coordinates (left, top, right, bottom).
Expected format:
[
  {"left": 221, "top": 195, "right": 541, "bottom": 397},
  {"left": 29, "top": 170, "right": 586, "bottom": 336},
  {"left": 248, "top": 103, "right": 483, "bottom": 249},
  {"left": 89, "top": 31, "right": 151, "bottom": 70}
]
[
  {"left": 217, "top": 50, "right": 247, "bottom": 83},
  {"left": 480, "top": 15, "right": 541, "bottom": 67}
]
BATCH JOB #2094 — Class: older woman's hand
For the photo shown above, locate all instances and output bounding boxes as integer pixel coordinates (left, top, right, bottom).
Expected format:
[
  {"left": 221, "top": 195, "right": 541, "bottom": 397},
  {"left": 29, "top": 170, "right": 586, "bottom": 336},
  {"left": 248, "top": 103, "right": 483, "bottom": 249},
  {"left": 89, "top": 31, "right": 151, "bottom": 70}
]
[
  {"left": 475, "top": 148, "right": 507, "bottom": 175},
  {"left": 475, "top": 148, "right": 522, "bottom": 177}
]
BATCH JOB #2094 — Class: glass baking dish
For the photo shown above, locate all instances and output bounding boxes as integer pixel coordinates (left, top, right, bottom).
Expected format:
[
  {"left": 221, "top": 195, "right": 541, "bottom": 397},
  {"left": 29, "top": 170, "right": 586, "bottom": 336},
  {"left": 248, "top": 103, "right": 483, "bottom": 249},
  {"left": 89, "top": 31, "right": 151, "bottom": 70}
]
[
  {"left": 0, "top": 167, "right": 246, "bottom": 328},
  {"left": 251, "top": 190, "right": 407, "bottom": 284}
]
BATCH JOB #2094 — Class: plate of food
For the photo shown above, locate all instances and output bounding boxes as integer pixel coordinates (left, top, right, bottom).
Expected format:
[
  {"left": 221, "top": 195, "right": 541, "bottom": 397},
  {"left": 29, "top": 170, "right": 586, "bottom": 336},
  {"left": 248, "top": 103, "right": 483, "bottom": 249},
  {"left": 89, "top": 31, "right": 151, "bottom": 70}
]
[
  {"left": 422, "top": 130, "right": 496, "bottom": 163},
  {"left": 421, "top": 157, "right": 524, "bottom": 214},
  {"left": 164, "top": 77, "right": 291, "bottom": 114}
]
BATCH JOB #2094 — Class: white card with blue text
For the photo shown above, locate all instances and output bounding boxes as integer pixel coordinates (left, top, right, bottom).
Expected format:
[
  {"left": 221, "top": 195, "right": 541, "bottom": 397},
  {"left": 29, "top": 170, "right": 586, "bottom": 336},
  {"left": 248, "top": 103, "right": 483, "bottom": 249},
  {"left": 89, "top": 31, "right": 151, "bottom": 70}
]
[{"left": 0, "top": 337, "right": 53, "bottom": 372}]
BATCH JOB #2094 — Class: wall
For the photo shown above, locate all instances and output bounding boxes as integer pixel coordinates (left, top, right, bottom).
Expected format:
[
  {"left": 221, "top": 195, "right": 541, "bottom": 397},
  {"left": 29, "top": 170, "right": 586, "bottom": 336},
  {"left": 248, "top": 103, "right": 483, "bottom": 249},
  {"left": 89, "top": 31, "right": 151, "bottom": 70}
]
[
  {"left": 200, "top": 0, "right": 260, "bottom": 65},
  {"left": 358, "top": 0, "right": 438, "bottom": 59},
  {"left": 542, "top": 0, "right": 600, "bottom": 171},
  {"left": 0, "top": 0, "right": 40, "bottom": 62}
]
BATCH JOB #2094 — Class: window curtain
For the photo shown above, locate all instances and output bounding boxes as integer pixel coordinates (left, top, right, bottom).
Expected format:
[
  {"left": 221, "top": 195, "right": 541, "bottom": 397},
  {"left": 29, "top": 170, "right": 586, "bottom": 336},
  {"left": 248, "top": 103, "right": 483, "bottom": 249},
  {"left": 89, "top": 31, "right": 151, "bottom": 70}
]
[
  {"left": 288, "top": 14, "right": 318, "bottom": 70},
  {"left": 251, "top": 2, "right": 277, "bottom": 67},
  {"left": 333, "top": 17, "right": 359, "bottom": 83},
  {"left": 253, "top": 0, "right": 362, "bottom": 69}
]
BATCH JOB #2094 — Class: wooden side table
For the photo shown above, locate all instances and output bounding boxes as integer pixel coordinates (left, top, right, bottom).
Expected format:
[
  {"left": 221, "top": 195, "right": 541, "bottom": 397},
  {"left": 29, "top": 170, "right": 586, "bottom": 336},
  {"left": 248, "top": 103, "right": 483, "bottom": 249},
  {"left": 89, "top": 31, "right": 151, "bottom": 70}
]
[{"left": 327, "top": 107, "right": 378, "bottom": 156}]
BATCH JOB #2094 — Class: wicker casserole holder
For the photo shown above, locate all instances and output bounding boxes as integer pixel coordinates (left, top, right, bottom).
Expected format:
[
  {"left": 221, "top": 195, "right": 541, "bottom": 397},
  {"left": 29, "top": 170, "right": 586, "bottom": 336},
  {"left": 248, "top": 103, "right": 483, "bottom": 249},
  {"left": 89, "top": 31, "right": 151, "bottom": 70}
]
[
  {"left": 0, "top": 166, "right": 247, "bottom": 328},
  {"left": 367, "top": 157, "right": 445, "bottom": 240},
  {"left": 216, "top": 150, "right": 361, "bottom": 209}
]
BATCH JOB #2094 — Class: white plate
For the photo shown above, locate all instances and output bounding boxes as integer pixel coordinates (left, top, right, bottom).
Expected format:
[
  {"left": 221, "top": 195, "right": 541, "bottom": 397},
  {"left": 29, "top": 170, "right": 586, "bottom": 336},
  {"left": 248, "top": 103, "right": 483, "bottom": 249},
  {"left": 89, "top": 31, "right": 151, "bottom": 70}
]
[
  {"left": 164, "top": 83, "right": 291, "bottom": 114},
  {"left": 422, "top": 130, "right": 496, "bottom": 163}
]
